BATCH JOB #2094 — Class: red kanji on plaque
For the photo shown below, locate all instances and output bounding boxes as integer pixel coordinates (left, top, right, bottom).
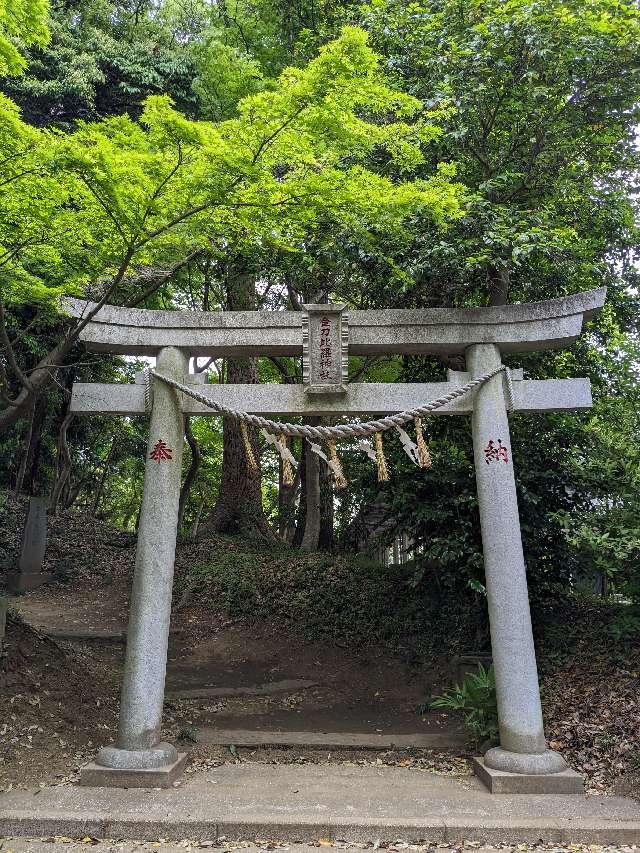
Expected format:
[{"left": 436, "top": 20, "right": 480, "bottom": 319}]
[
  {"left": 150, "top": 439, "right": 173, "bottom": 462},
  {"left": 484, "top": 439, "right": 509, "bottom": 465}
]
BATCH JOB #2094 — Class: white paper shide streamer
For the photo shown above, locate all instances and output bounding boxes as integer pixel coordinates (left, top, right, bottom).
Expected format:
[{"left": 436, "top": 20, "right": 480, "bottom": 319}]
[
  {"left": 262, "top": 428, "right": 296, "bottom": 465},
  {"left": 356, "top": 439, "right": 377, "bottom": 462},
  {"left": 395, "top": 425, "right": 420, "bottom": 466}
]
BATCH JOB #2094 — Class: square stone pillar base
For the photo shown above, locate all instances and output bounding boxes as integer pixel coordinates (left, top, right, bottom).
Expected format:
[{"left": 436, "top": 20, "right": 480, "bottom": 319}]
[
  {"left": 473, "top": 757, "right": 584, "bottom": 794},
  {"left": 78, "top": 753, "right": 187, "bottom": 788}
]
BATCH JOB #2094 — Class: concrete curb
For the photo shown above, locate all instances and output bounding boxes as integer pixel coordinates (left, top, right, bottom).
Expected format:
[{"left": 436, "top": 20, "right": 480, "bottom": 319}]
[
  {"left": 3, "top": 811, "right": 640, "bottom": 845},
  {"left": 3, "top": 765, "right": 639, "bottom": 846}
]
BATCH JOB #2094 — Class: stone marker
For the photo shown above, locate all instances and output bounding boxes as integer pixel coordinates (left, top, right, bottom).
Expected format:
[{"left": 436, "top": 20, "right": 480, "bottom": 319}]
[
  {"left": 302, "top": 303, "right": 348, "bottom": 394},
  {"left": 7, "top": 497, "right": 51, "bottom": 594}
]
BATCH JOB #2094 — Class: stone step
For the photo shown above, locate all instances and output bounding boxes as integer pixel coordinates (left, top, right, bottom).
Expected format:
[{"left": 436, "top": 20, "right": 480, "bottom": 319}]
[
  {"left": 196, "top": 727, "right": 467, "bottom": 750},
  {"left": 166, "top": 679, "right": 318, "bottom": 700},
  {"left": 44, "top": 627, "right": 128, "bottom": 643},
  {"left": 37, "top": 626, "right": 183, "bottom": 643}
]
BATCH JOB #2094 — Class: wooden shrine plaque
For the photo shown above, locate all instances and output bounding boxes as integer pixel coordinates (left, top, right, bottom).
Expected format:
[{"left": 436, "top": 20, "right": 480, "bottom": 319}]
[{"left": 302, "top": 304, "right": 349, "bottom": 395}]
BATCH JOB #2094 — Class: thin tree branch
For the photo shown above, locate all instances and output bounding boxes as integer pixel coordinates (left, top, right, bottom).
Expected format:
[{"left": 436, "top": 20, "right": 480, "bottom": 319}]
[
  {"left": 77, "top": 174, "right": 129, "bottom": 241},
  {"left": 0, "top": 296, "right": 32, "bottom": 390},
  {"left": 139, "top": 141, "right": 185, "bottom": 228},
  {"left": 251, "top": 105, "right": 307, "bottom": 165},
  {"left": 125, "top": 247, "right": 204, "bottom": 308}
]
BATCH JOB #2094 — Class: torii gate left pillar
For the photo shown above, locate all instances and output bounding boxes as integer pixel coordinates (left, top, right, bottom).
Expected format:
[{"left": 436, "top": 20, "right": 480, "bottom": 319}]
[
  {"left": 80, "top": 346, "right": 189, "bottom": 786},
  {"left": 68, "top": 288, "right": 605, "bottom": 792}
]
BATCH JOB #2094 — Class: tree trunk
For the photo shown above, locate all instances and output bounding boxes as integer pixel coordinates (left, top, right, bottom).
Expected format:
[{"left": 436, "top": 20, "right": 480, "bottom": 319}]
[
  {"left": 291, "top": 437, "right": 307, "bottom": 548},
  {"left": 22, "top": 397, "right": 46, "bottom": 496},
  {"left": 207, "top": 357, "right": 273, "bottom": 535},
  {"left": 13, "top": 402, "right": 37, "bottom": 495},
  {"left": 206, "top": 261, "right": 275, "bottom": 538},
  {"left": 49, "top": 369, "right": 78, "bottom": 512},
  {"left": 91, "top": 437, "right": 117, "bottom": 516},
  {"left": 178, "top": 416, "right": 201, "bottom": 528},
  {"left": 64, "top": 476, "right": 87, "bottom": 510},
  {"left": 318, "top": 455, "right": 334, "bottom": 551},
  {"left": 488, "top": 266, "right": 510, "bottom": 306},
  {"left": 0, "top": 330, "right": 75, "bottom": 435},
  {"left": 190, "top": 497, "right": 205, "bottom": 540},
  {"left": 278, "top": 444, "right": 300, "bottom": 543},
  {"left": 50, "top": 413, "right": 73, "bottom": 515},
  {"left": 300, "top": 440, "right": 321, "bottom": 552}
]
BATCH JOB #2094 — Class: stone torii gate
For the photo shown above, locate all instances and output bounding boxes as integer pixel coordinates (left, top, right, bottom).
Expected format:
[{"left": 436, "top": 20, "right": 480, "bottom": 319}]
[{"left": 67, "top": 287, "right": 605, "bottom": 793}]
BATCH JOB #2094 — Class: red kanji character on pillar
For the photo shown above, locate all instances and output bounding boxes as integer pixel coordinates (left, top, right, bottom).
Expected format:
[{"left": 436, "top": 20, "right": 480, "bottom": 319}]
[
  {"left": 484, "top": 439, "right": 509, "bottom": 464},
  {"left": 496, "top": 439, "right": 509, "bottom": 463},
  {"left": 150, "top": 439, "right": 173, "bottom": 462}
]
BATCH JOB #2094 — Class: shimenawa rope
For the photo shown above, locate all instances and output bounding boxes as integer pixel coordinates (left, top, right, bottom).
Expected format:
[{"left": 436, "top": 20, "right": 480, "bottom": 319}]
[{"left": 145, "top": 366, "right": 515, "bottom": 440}]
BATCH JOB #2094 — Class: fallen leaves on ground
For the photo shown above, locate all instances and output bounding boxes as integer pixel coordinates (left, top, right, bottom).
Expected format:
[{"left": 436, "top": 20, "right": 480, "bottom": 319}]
[{"left": 539, "top": 602, "right": 640, "bottom": 795}]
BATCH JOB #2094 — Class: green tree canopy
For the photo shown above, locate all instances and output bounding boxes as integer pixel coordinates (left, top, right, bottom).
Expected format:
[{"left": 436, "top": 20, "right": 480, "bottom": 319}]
[
  {"left": 0, "top": 26, "right": 464, "bottom": 429},
  {"left": 0, "top": 0, "right": 50, "bottom": 76}
]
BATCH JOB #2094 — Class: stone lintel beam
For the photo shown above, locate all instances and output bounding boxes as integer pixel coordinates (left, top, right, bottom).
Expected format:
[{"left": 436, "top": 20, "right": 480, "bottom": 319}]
[
  {"left": 70, "top": 378, "right": 593, "bottom": 418},
  {"left": 63, "top": 288, "right": 605, "bottom": 357}
]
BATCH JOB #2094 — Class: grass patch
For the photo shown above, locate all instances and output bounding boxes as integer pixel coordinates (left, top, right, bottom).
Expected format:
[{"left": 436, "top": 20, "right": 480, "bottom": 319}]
[{"left": 183, "top": 536, "right": 444, "bottom": 657}]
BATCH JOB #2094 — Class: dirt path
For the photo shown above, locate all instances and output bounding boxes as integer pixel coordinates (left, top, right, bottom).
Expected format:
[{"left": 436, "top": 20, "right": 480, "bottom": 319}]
[
  {"left": 2, "top": 508, "right": 463, "bottom": 789},
  {"left": 13, "top": 588, "right": 459, "bottom": 738},
  {"left": 7, "top": 572, "right": 461, "bottom": 777}
]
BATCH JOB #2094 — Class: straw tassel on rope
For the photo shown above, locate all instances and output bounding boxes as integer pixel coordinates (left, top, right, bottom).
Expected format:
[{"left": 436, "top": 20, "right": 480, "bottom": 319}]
[
  {"left": 239, "top": 420, "right": 258, "bottom": 475},
  {"left": 374, "top": 432, "right": 389, "bottom": 482},
  {"left": 326, "top": 439, "right": 347, "bottom": 490},
  {"left": 279, "top": 434, "right": 295, "bottom": 487},
  {"left": 414, "top": 417, "right": 432, "bottom": 469}
]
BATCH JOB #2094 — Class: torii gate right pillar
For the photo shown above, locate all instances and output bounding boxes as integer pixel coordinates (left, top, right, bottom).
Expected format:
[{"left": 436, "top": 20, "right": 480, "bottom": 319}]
[{"left": 468, "top": 344, "right": 580, "bottom": 792}]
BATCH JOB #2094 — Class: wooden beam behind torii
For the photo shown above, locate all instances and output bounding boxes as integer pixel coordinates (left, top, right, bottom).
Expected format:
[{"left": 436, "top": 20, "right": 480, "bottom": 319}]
[{"left": 63, "top": 288, "right": 606, "bottom": 357}]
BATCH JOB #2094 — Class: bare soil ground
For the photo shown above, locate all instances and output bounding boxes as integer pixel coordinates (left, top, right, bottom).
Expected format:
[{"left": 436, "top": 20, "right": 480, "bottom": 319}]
[
  {"left": 10, "top": 579, "right": 458, "bottom": 739},
  {"left": 0, "top": 605, "right": 468, "bottom": 790},
  {"left": 2, "top": 509, "right": 462, "bottom": 791},
  {"left": 0, "top": 612, "right": 120, "bottom": 789}
]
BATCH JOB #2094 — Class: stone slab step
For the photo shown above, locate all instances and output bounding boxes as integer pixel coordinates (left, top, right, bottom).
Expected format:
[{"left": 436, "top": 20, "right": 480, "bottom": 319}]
[
  {"left": 2, "top": 764, "right": 639, "bottom": 845},
  {"left": 197, "top": 727, "right": 475, "bottom": 750},
  {"left": 37, "top": 627, "right": 183, "bottom": 643},
  {"left": 167, "top": 679, "right": 318, "bottom": 699},
  {"left": 44, "top": 628, "right": 128, "bottom": 643}
]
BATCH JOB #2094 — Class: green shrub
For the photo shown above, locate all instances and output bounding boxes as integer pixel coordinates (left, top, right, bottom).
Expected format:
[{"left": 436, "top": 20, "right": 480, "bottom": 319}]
[
  {"left": 609, "top": 611, "right": 640, "bottom": 645},
  {"left": 430, "top": 664, "right": 498, "bottom": 746},
  {"left": 186, "top": 537, "right": 481, "bottom": 658},
  {"left": 191, "top": 551, "right": 263, "bottom": 614}
]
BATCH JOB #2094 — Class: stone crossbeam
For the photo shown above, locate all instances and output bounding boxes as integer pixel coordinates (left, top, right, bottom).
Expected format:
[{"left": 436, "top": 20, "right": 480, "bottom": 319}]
[
  {"left": 70, "top": 378, "right": 592, "bottom": 417},
  {"left": 64, "top": 288, "right": 605, "bottom": 356}
]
